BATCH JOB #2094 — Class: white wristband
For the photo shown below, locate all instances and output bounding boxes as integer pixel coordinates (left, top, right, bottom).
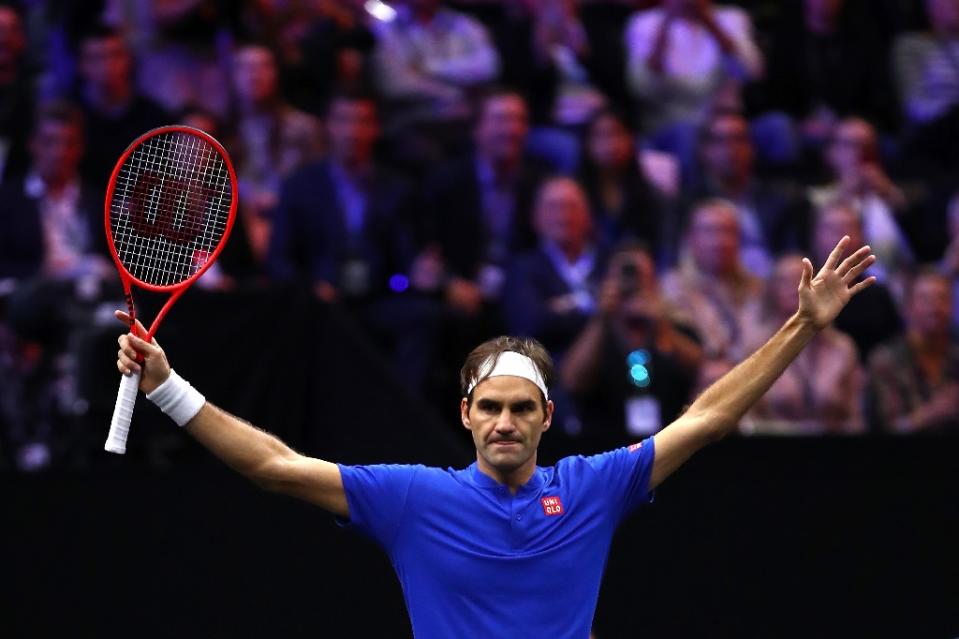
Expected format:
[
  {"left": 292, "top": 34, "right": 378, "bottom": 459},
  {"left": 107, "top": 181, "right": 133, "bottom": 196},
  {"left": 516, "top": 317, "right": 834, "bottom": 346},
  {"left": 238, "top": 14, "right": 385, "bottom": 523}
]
[{"left": 146, "top": 369, "right": 206, "bottom": 427}]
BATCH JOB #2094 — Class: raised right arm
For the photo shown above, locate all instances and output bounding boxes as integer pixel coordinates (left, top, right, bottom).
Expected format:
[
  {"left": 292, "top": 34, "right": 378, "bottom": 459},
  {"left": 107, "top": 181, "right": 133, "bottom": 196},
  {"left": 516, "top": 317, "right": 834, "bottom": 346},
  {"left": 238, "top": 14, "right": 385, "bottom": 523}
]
[{"left": 115, "top": 311, "right": 348, "bottom": 518}]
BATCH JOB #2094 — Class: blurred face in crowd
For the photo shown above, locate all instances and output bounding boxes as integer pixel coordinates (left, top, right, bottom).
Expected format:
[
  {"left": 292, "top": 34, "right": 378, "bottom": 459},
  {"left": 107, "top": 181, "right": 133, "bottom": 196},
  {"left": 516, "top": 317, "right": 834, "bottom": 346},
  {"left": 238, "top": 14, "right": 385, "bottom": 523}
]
[
  {"left": 927, "top": 0, "right": 959, "bottom": 36},
  {"left": 587, "top": 113, "right": 634, "bottom": 172},
  {"left": 0, "top": 7, "right": 25, "bottom": 70},
  {"left": 770, "top": 255, "right": 804, "bottom": 319},
  {"left": 79, "top": 34, "right": 133, "bottom": 97},
  {"left": 475, "top": 93, "right": 529, "bottom": 169},
  {"left": 663, "top": 0, "right": 712, "bottom": 17},
  {"left": 701, "top": 113, "right": 753, "bottom": 184},
  {"left": 327, "top": 97, "right": 379, "bottom": 167},
  {"left": 30, "top": 119, "right": 84, "bottom": 186},
  {"left": 689, "top": 202, "right": 740, "bottom": 276},
  {"left": 533, "top": 177, "right": 592, "bottom": 254},
  {"left": 233, "top": 45, "right": 279, "bottom": 106},
  {"left": 908, "top": 273, "right": 953, "bottom": 336},
  {"left": 804, "top": 0, "right": 844, "bottom": 31},
  {"left": 814, "top": 203, "right": 864, "bottom": 267},
  {"left": 827, "top": 118, "right": 879, "bottom": 178}
]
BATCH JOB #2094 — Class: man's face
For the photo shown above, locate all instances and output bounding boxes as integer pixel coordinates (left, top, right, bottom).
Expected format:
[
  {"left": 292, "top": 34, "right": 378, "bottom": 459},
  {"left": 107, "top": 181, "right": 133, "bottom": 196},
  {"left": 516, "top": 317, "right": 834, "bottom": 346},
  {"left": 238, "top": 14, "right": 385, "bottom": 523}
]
[
  {"left": 701, "top": 114, "right": 753, "bottom": 182},
  {"left": 827, "top": 119, "right": 877, "bottom": 177},
  {"left": 689, "top": 204, "right": 740, "bottom": 275},
  {"left": 804, "top": 0, "right": 844, "bottom": 25},
  {"left": 534, "top": 178, "right": 591, "bottom": 249},
  {"left": 0, "top": 7, "right": 25, "bottom": 67},
  {"left": 908, "top": 275, "right": 953, "bottom": 335},
  {"left": 814, "top": 206, "right": 863, "bottom": 266},
  {"left": 79, "top": 36, "right": 132, "bottom": 93},
  {"left": 587, "top": 114, "right": 633, "bottom": 170},
  {"left": 461, "top": 376, "right": 552, "bottom": 477},
  {"left": 475, "top": 94, "right": 529, "bottom": 166},
  {"left": 233, "top": 46, "right": 278, "bottom": 104},
  {"left": 327, "top": 99, "right": 379, "bottom": 166},
  {"left": 30, "top": 120, "right": 84, "bottom": 184}
]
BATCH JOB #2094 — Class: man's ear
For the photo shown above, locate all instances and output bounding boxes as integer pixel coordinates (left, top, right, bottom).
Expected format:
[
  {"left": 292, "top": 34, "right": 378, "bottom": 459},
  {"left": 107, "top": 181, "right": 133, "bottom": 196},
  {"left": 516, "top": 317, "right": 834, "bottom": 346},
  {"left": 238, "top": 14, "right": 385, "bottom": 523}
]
[
  {"left": 460, "top": 397, "right": 471, "bottom": 430},
  {"left": 542, "top": 399, "right": 554, "bottom": 432}
]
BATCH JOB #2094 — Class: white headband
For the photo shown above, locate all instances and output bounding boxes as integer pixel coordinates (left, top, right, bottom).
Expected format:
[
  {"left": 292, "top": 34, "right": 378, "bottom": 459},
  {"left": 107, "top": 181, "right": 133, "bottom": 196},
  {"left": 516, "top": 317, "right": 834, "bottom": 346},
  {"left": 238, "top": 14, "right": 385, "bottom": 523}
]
[{"left": 467, "top": 351, "right": 549, "bottom": 399}]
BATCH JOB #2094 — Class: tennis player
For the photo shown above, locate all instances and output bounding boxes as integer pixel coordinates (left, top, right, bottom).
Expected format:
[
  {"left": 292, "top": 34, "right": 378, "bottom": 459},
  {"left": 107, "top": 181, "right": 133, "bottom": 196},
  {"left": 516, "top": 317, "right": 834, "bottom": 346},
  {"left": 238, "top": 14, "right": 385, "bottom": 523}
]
[{"left": 115, "top": 237, "right": 875, "bottom": 638}]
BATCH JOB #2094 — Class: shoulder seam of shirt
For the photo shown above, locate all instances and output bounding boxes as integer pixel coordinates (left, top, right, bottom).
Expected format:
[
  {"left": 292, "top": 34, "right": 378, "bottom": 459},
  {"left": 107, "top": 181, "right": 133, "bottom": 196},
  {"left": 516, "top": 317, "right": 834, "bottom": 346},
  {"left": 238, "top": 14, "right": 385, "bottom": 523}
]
[{"left": 385, "top": 464, "right": 419, "bottom": 553}]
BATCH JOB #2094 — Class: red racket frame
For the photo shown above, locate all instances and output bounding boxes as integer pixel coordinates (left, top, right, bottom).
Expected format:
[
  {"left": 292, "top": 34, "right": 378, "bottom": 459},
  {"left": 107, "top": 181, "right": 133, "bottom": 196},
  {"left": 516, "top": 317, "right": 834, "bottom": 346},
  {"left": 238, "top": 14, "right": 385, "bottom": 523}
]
[{"left": 105, "top": 125, "right": 238, "bottom": 342}]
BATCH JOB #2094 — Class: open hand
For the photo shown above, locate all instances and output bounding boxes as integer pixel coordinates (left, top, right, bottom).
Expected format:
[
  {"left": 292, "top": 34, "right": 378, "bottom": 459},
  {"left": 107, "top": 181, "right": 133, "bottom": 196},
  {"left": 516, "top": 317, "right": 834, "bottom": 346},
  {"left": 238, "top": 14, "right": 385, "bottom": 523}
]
[{"left": 797, "top": 236, "right": 876, "bottom": 330}]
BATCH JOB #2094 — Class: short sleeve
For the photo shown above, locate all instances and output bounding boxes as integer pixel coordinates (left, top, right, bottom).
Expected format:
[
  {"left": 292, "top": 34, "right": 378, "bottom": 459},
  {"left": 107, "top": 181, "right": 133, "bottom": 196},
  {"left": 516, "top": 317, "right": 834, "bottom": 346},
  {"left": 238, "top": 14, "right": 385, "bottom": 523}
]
[
  {"left": 337, "top": 464, "right": 418, "bottom": 550},
  {"left": 583, "top": 437, "right": 656, "bottom": 518}
]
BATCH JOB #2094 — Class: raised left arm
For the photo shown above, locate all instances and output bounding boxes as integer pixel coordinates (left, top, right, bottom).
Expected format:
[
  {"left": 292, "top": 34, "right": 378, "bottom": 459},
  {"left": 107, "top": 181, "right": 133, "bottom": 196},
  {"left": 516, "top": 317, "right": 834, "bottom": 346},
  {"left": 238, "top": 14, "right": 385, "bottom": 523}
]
[{"left": 649, "top": 237, "right": 875, "bottom": 489}]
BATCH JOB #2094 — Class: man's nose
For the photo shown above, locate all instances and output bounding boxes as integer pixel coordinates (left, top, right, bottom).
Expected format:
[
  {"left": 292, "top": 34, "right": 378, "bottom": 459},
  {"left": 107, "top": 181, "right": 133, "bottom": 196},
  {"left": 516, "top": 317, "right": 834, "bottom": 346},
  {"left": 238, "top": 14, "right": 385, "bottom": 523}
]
[{"left": 494, "top": 409, "right": 515, "bottom": 430}]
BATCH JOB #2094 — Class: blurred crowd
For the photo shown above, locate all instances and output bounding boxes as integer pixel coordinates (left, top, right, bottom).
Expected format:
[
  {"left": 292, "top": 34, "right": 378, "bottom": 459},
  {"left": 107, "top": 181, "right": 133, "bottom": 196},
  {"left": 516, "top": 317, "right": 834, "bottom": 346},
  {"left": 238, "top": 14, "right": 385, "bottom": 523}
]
[{"left": 1, "top": 0, "right": 958, "bottom": 470}]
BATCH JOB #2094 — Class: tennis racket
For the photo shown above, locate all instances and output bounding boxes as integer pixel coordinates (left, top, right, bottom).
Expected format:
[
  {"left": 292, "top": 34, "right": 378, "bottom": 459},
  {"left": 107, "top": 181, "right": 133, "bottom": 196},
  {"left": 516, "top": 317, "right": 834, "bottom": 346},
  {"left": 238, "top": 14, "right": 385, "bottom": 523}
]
[{"left": 103, "top": 126, "right": 237, "bottom": 454}]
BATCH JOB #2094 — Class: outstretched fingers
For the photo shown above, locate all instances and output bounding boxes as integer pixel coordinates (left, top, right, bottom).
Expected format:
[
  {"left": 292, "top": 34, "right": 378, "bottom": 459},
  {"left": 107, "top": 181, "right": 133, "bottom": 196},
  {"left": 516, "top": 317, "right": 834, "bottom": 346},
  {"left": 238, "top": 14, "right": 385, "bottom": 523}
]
[
  {"left": 849, "top": 276, "right": 877, "bottom": 297},
  {"left": 800, "top": 257, "right": 814, "bottom": 288},
  {"left": 840, "top": 251, "right": 876, "bottom": 283},
  {"left": 822, "top": 235, "right": 851, "bottom": 272}
]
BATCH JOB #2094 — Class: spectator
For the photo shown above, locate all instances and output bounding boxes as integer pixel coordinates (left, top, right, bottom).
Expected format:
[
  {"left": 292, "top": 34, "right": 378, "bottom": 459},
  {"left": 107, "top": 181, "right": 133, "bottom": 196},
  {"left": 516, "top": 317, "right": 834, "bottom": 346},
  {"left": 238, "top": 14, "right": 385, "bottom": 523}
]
[
  {"left": 74, "top": 25, "right": 170, "bottom": 188},
  {"left": 756, "top": 0, "right": 897, "bottom": 143},
  {"left": 661, "top": 198, "right": 762, "bottom": 370},
  {"left": 809, "top": 117, "right": 918, "bottom": 291},
  {"left": 812, "top": 199, "right": 903, "bottom": 361},
  {"left": 267, "top": 92, "right": 435, "bottom": 391},
  {"left": 624, "top": 0, "right": 763, "bottom": 178},
  {"left": 684, "top": 109, "right": 811, "bottom": 277},
  {"left": 503, "top": 176, "right": 607, "bottom": 359},
  {"left": 229, "top": 41, "right": 323, "bottom": 263},
  {"left": 236, "top": 0, "right": 376, "bottom": 117},
  {"left": 939, "top": 191, "right": 959, "bottom": 329},
  {"left": 577, "top": 108, "right": 666, "bottom": 254},
  {"left": 561, "top": 241, "right": 702, "bottom": 451},
  {"left": 867, "top": 269, "right": 959, "bottom": 433},
  {"left": 740, "top": 254, "right": 865, "bottom": 435},
  {"left": 0, "top": 101, "right": 107, "bottom": 284},
  {"left": 131, "top": 0, "right": 231, "bottom": 116},
  {"left": 0, "top": 4, "right": 30, "bottom": 182},
  {"left": 372, "top": 0, "right": 499, "bottom": 162},
  {"left": 894, "top": 0, "right": 959, "bottom": 172},
  {"left": 423, "top": 88, "right": 550, "bottom": 318},
  {"left": 0, "top": 102, "right": 111, "bottom": 470},
  {"left": 530, "top": 0, "right": 606, "bottom": 125}
]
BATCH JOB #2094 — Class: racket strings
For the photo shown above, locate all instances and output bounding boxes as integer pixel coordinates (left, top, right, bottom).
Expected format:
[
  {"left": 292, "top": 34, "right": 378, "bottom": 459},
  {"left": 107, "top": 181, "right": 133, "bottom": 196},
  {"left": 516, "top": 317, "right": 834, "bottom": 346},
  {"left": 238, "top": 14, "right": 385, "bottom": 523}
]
[{"left": 110, "top": 131, "right": 232, "bottom": 287}]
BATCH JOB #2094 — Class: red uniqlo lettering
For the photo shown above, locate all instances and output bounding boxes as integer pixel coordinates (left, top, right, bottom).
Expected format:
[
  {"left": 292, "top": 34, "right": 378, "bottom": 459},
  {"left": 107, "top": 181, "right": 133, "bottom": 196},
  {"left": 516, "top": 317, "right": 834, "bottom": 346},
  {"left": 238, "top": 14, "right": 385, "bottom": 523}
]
[{"left": 541, "top": 496, "right": 564, "bottom": 517}]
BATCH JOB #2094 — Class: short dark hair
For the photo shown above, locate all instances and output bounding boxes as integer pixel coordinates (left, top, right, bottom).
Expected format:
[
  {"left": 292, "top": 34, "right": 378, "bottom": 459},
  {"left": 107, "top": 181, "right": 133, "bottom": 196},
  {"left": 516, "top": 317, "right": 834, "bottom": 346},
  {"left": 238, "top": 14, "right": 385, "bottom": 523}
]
[
  {"left": 34, "top": 100, "right": 85, "bottom": 135},
  {"left": 697, "top": 107, "right": 748, "bottom": 147},
  {"left": 460, "top": 336, "right": 554, "bottom": 411},
  {"left": 473, "top": 86, "right": 527, "bottom": 125}
]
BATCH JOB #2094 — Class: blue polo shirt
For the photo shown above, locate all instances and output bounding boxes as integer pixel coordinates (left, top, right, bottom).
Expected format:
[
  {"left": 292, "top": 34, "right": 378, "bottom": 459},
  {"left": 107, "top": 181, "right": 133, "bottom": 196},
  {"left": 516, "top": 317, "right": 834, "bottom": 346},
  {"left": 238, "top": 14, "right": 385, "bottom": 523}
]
[{"left": 337, "top": 437, "right": 656, "bottom": 639}]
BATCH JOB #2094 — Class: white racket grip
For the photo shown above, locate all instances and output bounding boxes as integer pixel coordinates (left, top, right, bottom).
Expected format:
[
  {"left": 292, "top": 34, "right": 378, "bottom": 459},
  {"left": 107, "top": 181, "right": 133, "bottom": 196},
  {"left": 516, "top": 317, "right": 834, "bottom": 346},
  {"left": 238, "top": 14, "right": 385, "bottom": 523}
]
[{"left": 105, "top": 371, "right": 140, "bottom": 454}]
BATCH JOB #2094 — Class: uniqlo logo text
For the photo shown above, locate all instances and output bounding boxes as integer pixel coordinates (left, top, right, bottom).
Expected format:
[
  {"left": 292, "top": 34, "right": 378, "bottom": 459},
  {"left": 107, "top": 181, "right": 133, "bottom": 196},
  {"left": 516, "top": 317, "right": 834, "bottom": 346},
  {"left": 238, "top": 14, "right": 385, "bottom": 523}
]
[{"left": 541, "top": 496, "right": 564, "bottom": 516}]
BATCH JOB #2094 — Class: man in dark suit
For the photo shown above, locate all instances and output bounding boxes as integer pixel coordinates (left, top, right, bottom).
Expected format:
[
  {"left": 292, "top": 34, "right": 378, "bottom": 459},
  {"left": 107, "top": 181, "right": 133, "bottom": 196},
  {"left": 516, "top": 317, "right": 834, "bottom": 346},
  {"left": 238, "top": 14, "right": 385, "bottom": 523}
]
[
  {"left": 0, "top": 101, "right": 111, "bottom": 469},
  {"left": 268, "top": 91, "right": 436, "bottom": 391},
  {"left": 673, "top": 109, "right": 811, "bottom": 276},
  {"left": 422, "top": 88, "right": 551, "bottom": 321},
  {"left": 74, "top": 26, "right": 170, "bottom": 189},
  {"left": 503, "top": 177, "right": 607, "bottom": 359},
  {"left": 0, "top": 101, "right": 107, "bottom": 294}
]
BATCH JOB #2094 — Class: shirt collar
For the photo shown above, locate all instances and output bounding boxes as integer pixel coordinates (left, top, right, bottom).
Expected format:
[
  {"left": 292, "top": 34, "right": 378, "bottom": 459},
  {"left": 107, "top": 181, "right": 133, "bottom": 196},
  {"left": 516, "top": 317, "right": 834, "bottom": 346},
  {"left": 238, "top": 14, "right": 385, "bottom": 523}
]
[{"left": 466, "top": 462, "right": 548, "bottom": 494}]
